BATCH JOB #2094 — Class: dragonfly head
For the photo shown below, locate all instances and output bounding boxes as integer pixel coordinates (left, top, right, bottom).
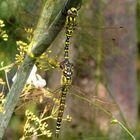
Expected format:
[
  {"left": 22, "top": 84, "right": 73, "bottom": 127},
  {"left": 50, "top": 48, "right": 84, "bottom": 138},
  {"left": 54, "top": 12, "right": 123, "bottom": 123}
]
[{"left": 67, "top": 7, "right": 78, "bottom": 18}]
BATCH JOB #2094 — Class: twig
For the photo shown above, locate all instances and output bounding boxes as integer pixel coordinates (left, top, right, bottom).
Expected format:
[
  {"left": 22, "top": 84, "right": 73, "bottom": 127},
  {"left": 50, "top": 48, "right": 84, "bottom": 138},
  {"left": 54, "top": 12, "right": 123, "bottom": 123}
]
[{"left": 4, "top": 70, "right": 10, "bottom": 91}]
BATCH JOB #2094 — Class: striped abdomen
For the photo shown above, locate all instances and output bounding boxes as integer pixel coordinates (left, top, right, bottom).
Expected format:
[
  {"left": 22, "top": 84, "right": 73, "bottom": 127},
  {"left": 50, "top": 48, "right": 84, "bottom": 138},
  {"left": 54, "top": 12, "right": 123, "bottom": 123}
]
[
  {"left": 64, "top": 15, "right": 76, "bottom": 61},
  {"left": 55, "top": 86, "right": 68, "bottom": 137},
  {"left": 64, "top": 36, "right": 70, "bottom": 61},
  {"left": 64, "top": 28, "right": 74, "bottom": 61}
]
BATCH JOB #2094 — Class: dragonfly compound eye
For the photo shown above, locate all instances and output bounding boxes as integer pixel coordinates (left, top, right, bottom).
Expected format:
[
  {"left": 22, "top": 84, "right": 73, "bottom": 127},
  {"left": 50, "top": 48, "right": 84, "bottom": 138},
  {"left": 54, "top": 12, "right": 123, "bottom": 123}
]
[{"left": 71, "top": 7, "right": 77, "bottom": 13}]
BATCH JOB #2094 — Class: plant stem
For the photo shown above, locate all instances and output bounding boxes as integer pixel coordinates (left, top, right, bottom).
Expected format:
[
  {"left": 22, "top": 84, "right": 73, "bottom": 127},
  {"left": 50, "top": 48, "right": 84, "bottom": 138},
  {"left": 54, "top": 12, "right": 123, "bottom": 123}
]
[{"left": 111, "top": 119, "right": 136, "bottom": 140}]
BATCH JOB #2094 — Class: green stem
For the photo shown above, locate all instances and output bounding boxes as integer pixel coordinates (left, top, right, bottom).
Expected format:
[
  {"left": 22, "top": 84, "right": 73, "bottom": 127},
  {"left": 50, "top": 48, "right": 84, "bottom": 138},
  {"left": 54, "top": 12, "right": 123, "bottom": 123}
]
[
  {"left": 4, "top": 70, "right": 10, "bottom": 91},
  {"left": 0, "top": 62, "right": 16, "bottom": 71},
  {"left": 111, "top": 119, "right": 136, "bottom": 140},
  {"left": 40, "top": 116, "right": 52, "bottom": 122}
]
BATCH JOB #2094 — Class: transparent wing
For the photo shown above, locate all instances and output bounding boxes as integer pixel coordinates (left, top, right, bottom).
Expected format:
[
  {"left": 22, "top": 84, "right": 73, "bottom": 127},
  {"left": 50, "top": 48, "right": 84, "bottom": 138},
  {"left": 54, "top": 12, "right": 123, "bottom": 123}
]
[
  {"left": 15, "top": 86, "right": 54, "bottom": 114},
  {"left": 49, "top": 84, "right": 119, "bottom": 117},
  {"left": 16, "top": 84, "right": 118, "bottom": 115},
  {"left": 49, "top": 84, "right": 123, "bottom": 138},
  {"left": 8, "top": 0, "right": 128, "bottom": 76},
  {"left": 16, "top": 83, "right": 126, "bottom": 139}
]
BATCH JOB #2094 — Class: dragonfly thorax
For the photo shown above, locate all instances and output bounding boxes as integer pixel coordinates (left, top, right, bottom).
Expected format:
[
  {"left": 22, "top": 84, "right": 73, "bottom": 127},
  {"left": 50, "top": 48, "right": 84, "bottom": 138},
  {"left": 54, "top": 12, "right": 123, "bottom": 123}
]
[{"left": 60, "top": 60, "right": 73, "bottom": 86}]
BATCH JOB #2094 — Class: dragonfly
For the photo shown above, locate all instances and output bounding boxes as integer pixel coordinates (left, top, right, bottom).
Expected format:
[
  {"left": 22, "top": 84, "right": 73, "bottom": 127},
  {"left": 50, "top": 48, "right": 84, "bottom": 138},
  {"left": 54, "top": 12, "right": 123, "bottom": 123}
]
[{"left": 54, "top": 7, "right": 78, "bottom": 138}]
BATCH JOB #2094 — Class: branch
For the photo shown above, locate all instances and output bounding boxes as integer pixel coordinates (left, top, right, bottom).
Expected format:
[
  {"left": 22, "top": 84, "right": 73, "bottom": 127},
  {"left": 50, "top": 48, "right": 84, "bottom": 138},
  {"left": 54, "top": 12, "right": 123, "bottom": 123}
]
[{"left": 0, "top": 0, "right": 82, "bottom": 139}]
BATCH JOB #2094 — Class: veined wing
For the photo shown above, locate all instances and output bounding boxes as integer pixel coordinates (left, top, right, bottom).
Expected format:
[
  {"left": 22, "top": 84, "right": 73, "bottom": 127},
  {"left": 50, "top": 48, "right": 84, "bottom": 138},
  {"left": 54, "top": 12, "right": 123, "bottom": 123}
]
[
  {"left": 7, "top": 0, "right": 128, "bottom": 70},
  {"left": 7, "top": 0, "right": 127, "bottom": 44},
  {"left": 16, "top": 84, "right": 118, "bottom": 116},
  {"left": 15, "top": 86, "right": 54, "bottom": 114},
  {"left": 50, "top": 84, "right": 118, "bottom": 118}
]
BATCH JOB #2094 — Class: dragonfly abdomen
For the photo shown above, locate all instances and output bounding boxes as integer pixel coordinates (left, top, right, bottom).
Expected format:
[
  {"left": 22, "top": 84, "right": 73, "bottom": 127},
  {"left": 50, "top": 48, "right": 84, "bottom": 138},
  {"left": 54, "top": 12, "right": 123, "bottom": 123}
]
[{"left": 55, "top": 86, "right": 68, "bottom": 137}]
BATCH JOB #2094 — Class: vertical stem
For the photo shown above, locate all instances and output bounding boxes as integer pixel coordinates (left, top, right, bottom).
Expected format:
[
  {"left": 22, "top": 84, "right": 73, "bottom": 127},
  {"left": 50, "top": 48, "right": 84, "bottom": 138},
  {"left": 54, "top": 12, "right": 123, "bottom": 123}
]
[
  {"left": 4, "top": 70, "right": 10, "bottom": 91},
  {"left": 94, "top": 0, "right": 103, "bottom": 93}
]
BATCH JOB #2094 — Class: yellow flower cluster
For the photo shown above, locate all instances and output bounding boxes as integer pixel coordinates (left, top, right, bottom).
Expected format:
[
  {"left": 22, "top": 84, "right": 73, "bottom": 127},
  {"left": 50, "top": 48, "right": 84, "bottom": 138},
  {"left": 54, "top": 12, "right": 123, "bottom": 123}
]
[
  {"left": 0, "top": 19, "right": 8, "bottom": 41},
  {"left": 15, "top": 40, "right": 59, "bottom": 70},
  {"left": 20, "top": 110, "right": 52, "bottom": 140},
  {"left": 15, "top": 28, "right": 33, "bottom": 65},
  {"left": 15, "top": 41, "right": 28, "bottom": 65},
  {"left": 37, "top": 53, "right": 60, "bottom": 71},
  {"left": 24, "top": 28, "right": 33, "bottom": 42}
]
